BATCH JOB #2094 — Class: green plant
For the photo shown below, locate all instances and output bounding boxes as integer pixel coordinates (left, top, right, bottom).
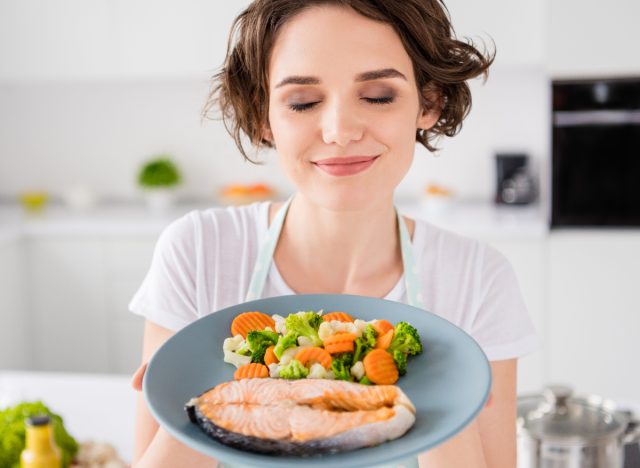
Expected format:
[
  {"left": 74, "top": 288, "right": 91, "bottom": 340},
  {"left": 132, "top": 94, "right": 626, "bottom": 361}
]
[
  {"left": 0, "top": 401, "right": 79, "bottom": 468},
  {"left": 138, "top": 156, "right": 181, "bottom": 188}
]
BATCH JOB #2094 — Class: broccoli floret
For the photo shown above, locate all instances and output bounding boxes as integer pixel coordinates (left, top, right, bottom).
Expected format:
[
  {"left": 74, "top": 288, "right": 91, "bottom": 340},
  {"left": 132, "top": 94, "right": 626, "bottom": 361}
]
[
  {"left": 284, "top": 311, "right": 323, "bottom": 347},
  {"left": 331, "top": 352, "right": 354, "bottom": 381},
  {"left": 246, "top": 330, "right": 280, "bottom": 364},
  {"left": 279, "top": 359, "right": 309, "bottom": 380},
  {"left": 273, "top": 331, "right": 298, "bottom": 359},
  {"left": 359, "top": 376, "right": 372, "bottom": 385},
  {"left": 388, "top": 322, "right": 423, "bottom": 356},
  {"left": 353, "top": 324, "right": 378, "bottom": 362},
  {"left": 390, "top": 348, "right": 408, "bottom": 376}
]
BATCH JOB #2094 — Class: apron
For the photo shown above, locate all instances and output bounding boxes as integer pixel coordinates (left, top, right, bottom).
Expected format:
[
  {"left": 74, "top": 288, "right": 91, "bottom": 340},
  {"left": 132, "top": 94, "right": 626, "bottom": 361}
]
[{"left": 222, "top": 195, "right": 423, "bottom": 468}]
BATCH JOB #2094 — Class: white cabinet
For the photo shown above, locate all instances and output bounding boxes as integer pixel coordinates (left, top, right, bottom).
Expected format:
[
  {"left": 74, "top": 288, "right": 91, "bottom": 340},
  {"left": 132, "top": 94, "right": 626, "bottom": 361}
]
[
  {"left": 0, "top": 236, "right": 28, "bottom": 369},
  {"left": 548, "top": 231, "right": 640, "bottom": 403},
  {"left": 26, "top": 237, "right": 154, "bottom": 374},
  {"left": 547, "top": 0, "right": 640, "bottom": 77}
]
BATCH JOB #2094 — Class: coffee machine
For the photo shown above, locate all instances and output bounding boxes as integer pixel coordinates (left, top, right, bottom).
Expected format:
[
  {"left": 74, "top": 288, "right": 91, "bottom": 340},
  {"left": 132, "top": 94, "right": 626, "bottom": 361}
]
[{"left": 495, "top": 153, "right": 537, "bottom": 205}]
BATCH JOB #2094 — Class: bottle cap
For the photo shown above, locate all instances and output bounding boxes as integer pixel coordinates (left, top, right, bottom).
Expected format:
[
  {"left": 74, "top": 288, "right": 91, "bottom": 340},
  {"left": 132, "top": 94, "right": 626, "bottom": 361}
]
[{"left": 25, "top": 415, "right": 51, "bottom": 426}]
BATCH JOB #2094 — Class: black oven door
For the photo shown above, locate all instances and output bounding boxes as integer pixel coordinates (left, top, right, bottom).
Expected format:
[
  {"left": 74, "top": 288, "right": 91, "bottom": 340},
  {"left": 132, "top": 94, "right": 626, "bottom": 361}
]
[{"left": 552, "top": 111, "right": 640, "bottom": 227}]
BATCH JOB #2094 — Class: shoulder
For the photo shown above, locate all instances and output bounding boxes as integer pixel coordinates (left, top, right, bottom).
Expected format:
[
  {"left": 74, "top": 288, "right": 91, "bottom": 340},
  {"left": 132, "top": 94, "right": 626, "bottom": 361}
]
[
  {"left": 159, "top": 201, "right": 268, "bottom": 246},
  {"left": 412, "top": 218, "right": 513, "bottom": 283}
]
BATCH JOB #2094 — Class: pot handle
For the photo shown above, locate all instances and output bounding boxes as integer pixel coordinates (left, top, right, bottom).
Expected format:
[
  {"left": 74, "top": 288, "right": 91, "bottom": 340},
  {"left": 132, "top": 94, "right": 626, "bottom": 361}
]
[{"left": 623, "top": 417, "right": 640, "bottom": 445}]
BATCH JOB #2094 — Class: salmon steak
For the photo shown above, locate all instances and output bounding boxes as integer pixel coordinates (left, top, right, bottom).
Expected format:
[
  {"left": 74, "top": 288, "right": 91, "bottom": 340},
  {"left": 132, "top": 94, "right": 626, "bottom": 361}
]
[{"left": 185, "top": 378, "right": 416, "bottom": 456}]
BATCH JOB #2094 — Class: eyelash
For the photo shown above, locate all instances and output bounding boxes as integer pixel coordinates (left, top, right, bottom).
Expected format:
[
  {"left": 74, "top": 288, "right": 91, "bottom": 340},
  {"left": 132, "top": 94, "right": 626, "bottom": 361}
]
[{"left": 289, "top": 96, "right": 395, "bottom": 113}]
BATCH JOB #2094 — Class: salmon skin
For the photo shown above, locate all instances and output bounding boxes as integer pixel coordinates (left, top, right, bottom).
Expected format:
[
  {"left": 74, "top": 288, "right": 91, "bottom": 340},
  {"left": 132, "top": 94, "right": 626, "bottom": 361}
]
[{"left": 185, "top": 378, "right": 416, "bottom": 456}]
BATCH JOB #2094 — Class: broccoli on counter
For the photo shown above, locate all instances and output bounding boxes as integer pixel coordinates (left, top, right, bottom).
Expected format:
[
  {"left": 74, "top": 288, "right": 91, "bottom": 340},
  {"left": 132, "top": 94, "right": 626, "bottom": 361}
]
[
  {"left": 353, "top": 324, "right": 377, "bottom": 363},
  {"left": 0, "top": 401, "right": 78, "bottom": 468},
  {"left": 331, "top": 353, "right": 354, "bottom": 381},
  {"left": 279, "top": 359, "right": 309, "bottom": 380},
  {"left": 284, "top": 311, "right": 324, "bottom": 347},
  {"left": 387, "top": 322, "right": 423, "bottom": 376},
  {"left": 245, "top": 330, "right": 280, "bottom": 364}
]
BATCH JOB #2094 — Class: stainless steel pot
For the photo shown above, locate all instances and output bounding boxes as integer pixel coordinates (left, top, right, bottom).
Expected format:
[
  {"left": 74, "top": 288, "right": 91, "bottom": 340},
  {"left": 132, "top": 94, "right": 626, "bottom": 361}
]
[{"left": 517, "top": 385, "right": 640, "bottom": 468}]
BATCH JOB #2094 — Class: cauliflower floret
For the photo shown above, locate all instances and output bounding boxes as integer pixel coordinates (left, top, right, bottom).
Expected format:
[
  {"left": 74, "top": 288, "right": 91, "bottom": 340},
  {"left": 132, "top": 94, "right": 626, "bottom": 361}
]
[
  {"left": 223, "top": 350, "right": 252, "bottom": 368},
  {"left": 297, "top": 336, "right": 314, "bottom": 347},
  {"left": 350, "top": 361, "right": 365, "bottom": 380},
  {"left": 268, "top": 363, "right": 281, "bottom": 378},
  {"left": 272, "top": 314, "right": 287, "bottom": 334},
  {"left": 353, "top": 319, "right": 368, "bottom": 335},
  {"left": 325, "top": 370, "right": 336, "bottom": 380},
  {"left": 308, "top": 363, "right": 327, "bottom": 379},
  {"left": 223, "top": 335, "right": 245, "bottom": 352},
  {"left": 318, "top": 322, "right": 334, "bottom": 341},
  {"left": 280, "top": 346, "right": 308, "bottom": 365}
]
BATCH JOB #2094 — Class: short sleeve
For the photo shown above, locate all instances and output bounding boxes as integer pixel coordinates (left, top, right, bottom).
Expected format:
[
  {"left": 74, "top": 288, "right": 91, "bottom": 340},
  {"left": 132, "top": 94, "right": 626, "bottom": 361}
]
[
  {"left": 470, "top": 245, "right": 541, "bottom": 361},
  {"left": 128, "top": 213, "right": 200, "bottom": 331}
]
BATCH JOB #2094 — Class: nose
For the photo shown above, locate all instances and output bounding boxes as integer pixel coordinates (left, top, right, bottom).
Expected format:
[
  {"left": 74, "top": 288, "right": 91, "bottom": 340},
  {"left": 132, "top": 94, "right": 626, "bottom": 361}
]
[{"left": 321, "top": 98, "right": 364, "bottom": 147}]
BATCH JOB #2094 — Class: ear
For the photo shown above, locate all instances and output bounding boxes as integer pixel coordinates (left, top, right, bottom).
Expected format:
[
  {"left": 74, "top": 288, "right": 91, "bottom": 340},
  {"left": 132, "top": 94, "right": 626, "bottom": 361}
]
[
  {"left": 417, "top": 86, "right": 442, "bottom": 130},
  {"left": 261, "top": 123, "right": 273, "bottom": 144}
]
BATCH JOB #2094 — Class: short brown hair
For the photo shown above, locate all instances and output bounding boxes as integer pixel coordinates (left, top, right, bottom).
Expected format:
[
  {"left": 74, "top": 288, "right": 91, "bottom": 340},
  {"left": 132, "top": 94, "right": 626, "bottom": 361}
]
[{"left": 203, "top": 0, "right": 494, "bottom": 162}]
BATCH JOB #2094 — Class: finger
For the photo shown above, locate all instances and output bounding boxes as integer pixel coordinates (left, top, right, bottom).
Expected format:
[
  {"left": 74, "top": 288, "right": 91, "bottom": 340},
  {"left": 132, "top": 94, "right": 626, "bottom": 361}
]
[{"left": 131, "top": 361, "right": 148, "bottom": 392}]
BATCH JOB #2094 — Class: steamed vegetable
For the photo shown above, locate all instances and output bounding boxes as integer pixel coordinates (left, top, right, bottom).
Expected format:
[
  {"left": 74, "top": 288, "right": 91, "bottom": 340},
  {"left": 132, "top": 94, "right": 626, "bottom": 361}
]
[
  {"left": 0, "top": 401, "right": 79, "bottom": 468},
  {"left": 245, "top": 330, "right": 280, "bottom": 364},
  {"left": 387, "top": 322, "right": 423, "bottom": 374},
  {"left": 284, "top": 311, "right": 324, "bottom": 347},
  {"left": 364, "top": 349, "right": 399, "bottom": 385},
  {"left": 230, "top": 311, "right": 275, "bottom": 338},
  {"left": 234, "top": 363, "right": 269, "bottom": 380},
  {"left": 353, "top": 324, "right": 377, "bottom": 363},
  {"left": 273, "top": 331, "right": 299, "bottom": 359},
  {"left": 330, "top": 353, "right": 354, "bottom": 381},
  {"left": 279, "top": 359, "right": 309, "bottom": 379}
]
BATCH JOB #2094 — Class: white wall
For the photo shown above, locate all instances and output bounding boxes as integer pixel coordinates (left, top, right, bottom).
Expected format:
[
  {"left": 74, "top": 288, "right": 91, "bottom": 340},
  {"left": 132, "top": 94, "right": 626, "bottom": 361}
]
[{"left": 0, "top": 67, "right": 549, "bottom": 204}]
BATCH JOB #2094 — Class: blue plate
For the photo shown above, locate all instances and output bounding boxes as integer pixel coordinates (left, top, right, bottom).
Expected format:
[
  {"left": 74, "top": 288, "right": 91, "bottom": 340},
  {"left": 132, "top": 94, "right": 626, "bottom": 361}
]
[{"left": 143, "top": 294, "right": 491, "bottom": 468}]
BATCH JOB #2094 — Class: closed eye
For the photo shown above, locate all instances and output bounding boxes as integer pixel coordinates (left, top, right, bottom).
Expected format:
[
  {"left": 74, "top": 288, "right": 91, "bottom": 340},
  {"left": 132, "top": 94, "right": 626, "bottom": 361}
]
[
  {"left": 289, "top": 102, "right": 319, "bottom": 112},
  {"left": 363, "top": 96, "right": 394, "bottom": 105}
]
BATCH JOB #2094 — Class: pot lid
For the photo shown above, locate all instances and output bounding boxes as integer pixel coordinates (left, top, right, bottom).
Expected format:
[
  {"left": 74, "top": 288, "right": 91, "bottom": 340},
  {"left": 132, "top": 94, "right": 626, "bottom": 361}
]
[{"left": 518, "top": 385, "right": 626, "bottom": 442}]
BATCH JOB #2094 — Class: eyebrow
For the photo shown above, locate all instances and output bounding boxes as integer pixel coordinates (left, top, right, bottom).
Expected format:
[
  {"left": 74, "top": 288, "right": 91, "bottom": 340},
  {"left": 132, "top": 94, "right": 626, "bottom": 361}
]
[{"left": 274, "top": 68, "right": 407, "bottom": 88}]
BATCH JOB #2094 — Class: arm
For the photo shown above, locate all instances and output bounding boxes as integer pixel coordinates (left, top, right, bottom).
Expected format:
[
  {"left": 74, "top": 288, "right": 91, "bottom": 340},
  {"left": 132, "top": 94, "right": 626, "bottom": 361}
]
[
  {"left": 131, "top": 319, "right": 219, "bottom": 468},
  {"left": 418, "top": 359, "right": 517, "bottom": 468}
]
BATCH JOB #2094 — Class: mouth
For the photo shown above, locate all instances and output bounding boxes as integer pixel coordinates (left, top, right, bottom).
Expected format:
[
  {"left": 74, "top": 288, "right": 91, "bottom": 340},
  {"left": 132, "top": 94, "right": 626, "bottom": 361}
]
[{"left": 311, "top": 155, "right": 380, "bottom": 177}]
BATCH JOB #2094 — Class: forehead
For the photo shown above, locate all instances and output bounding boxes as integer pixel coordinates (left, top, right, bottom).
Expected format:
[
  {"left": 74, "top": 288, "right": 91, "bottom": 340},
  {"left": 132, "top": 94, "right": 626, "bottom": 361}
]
[{"left": 268, "top": 5, "right": 414, "bottom": 86}]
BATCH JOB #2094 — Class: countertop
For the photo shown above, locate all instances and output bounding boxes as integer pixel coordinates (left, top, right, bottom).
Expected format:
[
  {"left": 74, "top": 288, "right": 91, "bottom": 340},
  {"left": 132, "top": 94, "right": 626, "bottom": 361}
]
[
  {"left": 0, "top": 198, "right": 549, "bottom": 243},
  {"left": 0, "top": 371, "right": 136, "bottom": 464}
]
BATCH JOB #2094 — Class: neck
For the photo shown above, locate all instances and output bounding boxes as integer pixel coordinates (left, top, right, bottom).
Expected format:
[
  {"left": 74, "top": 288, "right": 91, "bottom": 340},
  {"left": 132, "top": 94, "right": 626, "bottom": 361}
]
[{"left": 274, "top": 192, "right": 402, "bottom": 293}]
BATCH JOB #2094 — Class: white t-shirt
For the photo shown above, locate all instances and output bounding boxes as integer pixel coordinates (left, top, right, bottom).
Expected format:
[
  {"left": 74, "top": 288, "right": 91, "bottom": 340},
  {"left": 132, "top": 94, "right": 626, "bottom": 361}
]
[{"left": 129, "top": 201, "right": 539, "bottom": 361}]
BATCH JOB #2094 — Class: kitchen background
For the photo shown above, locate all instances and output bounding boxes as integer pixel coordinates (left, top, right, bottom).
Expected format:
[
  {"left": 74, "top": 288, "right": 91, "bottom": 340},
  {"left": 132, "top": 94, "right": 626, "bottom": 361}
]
[{"left": 1, "top": 0, "right": 639, "bottom": 465}]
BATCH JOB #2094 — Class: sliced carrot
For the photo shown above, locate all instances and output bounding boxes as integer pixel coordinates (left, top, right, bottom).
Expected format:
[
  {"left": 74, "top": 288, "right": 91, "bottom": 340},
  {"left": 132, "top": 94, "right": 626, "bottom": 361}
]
[
  {"left": 295, "top": 347, "right": 333, "bottom": 369},
  {"left": 372, "top": 319, "right": 394, "bottom": 336},
  {"left": 264, "top": 345, "right": 279, "bottom": 366},
  {"left": 323, "top": 332, "right": 357, "bottom": 354},
  {"left": 234, "top": 363, "right": 269, "bottom": 380},
  {"left": 375, "top": 328, "right": 394, "bottom": 350},
  {"left": 363, "top": 349, "right": 399, "bottom": 385},
  {"left": 230, "top": 311, "right": 276, "bottom": 338},
  {"left": 322, "top": 311, "right": 354, "bottom": 323},
  {"left": 324, "top": 341, "right": 355, "bottom": 354}
]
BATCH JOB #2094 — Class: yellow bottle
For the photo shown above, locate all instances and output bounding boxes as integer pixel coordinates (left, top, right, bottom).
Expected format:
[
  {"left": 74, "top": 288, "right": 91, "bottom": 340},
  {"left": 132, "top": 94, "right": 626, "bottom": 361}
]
[{"left": 20, "top": 415, "right": 61, "bottom": 468}]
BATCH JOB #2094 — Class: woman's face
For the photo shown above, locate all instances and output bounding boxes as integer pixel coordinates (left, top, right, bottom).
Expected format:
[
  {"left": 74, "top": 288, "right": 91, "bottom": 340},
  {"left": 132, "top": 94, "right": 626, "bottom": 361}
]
[{"left": 266, "top": 6, "right": 438, "bottom": 211}]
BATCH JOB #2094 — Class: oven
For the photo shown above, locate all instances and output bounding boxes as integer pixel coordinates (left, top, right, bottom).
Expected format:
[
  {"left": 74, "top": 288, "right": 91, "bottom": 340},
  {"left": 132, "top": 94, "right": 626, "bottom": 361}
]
[{"left": 551, "top": 77, "right": 640, "bottom": 227}]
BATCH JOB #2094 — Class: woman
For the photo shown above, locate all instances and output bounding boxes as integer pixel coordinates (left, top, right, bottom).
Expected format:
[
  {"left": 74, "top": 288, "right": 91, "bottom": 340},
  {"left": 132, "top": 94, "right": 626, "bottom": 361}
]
[{"left": 130, "top": 1, "right": 539, "bottom": 467}]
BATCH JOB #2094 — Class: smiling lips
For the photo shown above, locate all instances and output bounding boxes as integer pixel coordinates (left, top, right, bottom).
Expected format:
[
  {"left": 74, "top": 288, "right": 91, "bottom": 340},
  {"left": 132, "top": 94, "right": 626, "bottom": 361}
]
[{"left": 312, "top": 156, "right": 379, "bottom": 176}]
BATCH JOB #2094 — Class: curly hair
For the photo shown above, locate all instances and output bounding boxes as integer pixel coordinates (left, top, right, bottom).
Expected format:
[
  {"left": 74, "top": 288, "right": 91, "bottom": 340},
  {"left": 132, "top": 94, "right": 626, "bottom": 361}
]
[{"left": 203, "top": 0, "right": 494, "bottom": 162}]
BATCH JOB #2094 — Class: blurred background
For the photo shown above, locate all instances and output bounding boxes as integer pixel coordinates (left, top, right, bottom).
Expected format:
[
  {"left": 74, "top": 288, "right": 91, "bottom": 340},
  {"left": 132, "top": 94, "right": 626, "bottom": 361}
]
[{"left": 1, "top": 0, "right": 639, "bottom": 465}]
